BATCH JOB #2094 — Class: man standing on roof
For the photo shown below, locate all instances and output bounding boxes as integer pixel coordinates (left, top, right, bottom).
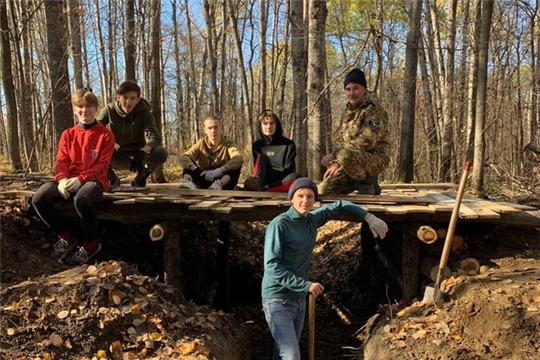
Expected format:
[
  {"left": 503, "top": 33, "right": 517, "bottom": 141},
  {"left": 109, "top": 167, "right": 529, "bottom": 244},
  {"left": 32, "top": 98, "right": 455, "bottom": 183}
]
[
  {"left": 319, "top": 68, "right": 390, "bottom": 196},
  {"left": 97, "top": 80, "right": 168, "bottom": 187}
]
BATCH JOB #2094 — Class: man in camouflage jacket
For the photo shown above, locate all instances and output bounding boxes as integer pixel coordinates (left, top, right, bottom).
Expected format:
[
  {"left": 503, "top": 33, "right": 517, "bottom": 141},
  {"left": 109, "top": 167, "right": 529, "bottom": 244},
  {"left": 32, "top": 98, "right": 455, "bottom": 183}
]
[{"left": 319, "top": 68, "right": 390, "bottom": 195}]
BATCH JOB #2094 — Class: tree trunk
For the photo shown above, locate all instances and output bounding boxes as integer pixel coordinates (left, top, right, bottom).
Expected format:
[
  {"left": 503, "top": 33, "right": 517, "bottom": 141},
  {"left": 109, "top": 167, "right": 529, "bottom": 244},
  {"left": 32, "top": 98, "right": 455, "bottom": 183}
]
[
  {"left": 45, "top": 0, "right": 72, "bottom": 145},
  {"left": 395, "top": 0, "right": 423, "bottom": 182},
  {"left": 66, "top": 0, "right": 83, "bottom": 90},
  {"left": 125, "top": 0, "right": 136, "bottom": 81},
  {"left": 306, "top": 0, "right": 327, "bottom": 180},
  {"left": 471, "top": 0, "right": 494, "bottom": 193},
  {"left": 258, "top": 0, "right": 268, "bottom": 111},
  {"left": 290, "top": 0, "right": 307, "bottom": 176},
  {"left": 0, "top": 0, "right": 22, "bottom": 170}
]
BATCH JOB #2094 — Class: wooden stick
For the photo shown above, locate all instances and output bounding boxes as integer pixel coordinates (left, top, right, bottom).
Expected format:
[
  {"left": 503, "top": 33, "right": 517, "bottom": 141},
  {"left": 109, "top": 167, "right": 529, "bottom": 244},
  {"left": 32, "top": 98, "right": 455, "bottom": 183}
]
[{"left": 309, "top": 293, "right": 315, "bottom": 360}]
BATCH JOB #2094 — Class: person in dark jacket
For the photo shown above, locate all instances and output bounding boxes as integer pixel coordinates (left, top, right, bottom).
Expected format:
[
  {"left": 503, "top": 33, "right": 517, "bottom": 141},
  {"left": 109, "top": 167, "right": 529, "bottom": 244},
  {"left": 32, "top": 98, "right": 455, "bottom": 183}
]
[
  {"left": 244, "top": 110, "right": 300, "bottom": 192},
  {"left": 96, "top": 81, "right": 168, "bottom": 187}
]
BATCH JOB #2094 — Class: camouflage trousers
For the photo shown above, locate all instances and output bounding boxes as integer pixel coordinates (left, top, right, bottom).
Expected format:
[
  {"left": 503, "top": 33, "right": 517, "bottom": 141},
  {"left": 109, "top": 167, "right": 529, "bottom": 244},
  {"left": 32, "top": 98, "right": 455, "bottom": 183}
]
[{"left": 318, "top": 167, "right": 381, "bottom": 195}]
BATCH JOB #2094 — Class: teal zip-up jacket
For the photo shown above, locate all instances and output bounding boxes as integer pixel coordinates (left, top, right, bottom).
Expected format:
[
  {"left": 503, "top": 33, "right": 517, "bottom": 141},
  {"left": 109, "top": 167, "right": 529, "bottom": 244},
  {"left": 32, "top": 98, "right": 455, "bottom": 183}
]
[
  {"left": 96, "top": 98, "right": 162, "bottom": 152},
  {"left": 262, "top": 200, "right": 368, "bottom": 299}
]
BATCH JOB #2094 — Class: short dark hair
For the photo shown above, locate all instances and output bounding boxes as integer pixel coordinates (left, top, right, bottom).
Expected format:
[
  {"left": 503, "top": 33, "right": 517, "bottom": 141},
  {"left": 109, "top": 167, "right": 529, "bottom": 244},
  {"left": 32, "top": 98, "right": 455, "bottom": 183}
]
[{"left": 116, "top": 81, "right": 141, "bottom": 97}]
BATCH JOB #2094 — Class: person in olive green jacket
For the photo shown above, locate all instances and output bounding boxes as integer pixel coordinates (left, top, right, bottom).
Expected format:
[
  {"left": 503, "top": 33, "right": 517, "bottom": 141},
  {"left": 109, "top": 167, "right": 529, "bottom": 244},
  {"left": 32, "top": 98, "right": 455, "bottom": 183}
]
[
  {"left": 96, "top": 81, "right": 168, "bottom": 187},
  {"left": 178, "top": 115, "right": 243, "bottom": 190}
]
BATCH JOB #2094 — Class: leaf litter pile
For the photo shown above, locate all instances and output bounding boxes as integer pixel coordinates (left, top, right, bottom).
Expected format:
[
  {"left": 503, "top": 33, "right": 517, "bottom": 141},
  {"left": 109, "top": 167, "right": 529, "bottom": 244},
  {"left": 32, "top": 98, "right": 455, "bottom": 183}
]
[{"left": 1, "top": 260, "right": 250, "bottom": 359}]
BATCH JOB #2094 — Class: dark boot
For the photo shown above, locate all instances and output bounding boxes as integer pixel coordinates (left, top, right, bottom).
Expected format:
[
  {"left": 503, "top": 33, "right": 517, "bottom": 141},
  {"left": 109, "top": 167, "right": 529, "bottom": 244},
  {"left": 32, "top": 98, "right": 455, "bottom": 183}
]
[
  {"left": 131, "top": 170, "right": 151, "bottom": 187},
  {"left": 357, "top": 175, "right": 381, "bottom": 195},
  {"left": 243, "top": 176, "right": 262, "bottom": 191},
  {"left": 107, "top": 168, "right": 121, "bottom": 187}
]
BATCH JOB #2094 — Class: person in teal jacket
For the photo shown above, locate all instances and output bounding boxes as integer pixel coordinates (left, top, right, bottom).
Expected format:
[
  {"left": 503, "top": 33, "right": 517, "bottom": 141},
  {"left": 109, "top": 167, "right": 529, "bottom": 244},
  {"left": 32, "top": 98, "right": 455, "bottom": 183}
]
[{"left": 261, "top": 177, "right": 388, "bottom": 360}]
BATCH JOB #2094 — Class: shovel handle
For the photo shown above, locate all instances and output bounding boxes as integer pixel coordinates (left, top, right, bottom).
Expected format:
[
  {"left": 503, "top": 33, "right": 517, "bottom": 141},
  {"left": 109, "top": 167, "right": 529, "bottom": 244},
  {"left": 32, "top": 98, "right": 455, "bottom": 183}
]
[
  {"left": 309, "top": 293, "right": 315, "bottom": 360},
  {"left": 436, "top": 161, "right": 471, "bottom": 284}
]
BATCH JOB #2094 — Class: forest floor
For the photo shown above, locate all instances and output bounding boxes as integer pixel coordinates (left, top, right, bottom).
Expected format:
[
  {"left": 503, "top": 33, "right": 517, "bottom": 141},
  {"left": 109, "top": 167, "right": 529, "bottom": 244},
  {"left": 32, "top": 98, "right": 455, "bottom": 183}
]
[{"left": 1, "top": 175, "right": 539, "bottom": 360}]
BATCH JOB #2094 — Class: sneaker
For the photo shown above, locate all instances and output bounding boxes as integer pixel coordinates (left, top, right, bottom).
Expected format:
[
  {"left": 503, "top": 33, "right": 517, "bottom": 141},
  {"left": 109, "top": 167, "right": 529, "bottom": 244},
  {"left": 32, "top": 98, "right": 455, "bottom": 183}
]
[
  {"left": 49, "top": 237, "right": 76, "bottom": 260},
  {"left": 178, "top": 179, "right": 198, "bottom": 189},
  {"left": 244, "top": 176, "right": 262, "bottom": 191},
  {"left": 208, "top": 180, "right": 222, "bottom": 190},
  {"left": 65, "top": 243, "right": 102, "bottom": 265}
]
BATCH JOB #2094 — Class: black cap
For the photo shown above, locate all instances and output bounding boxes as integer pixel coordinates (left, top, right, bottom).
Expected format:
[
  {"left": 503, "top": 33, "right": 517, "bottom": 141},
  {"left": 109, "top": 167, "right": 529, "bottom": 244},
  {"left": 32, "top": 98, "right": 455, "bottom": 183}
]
[
  {"left": 288, "top": 177, "right": 319, "bottom": 201},
  {"left": 343, "top": 68, "right": 367, "bottom": 88}
]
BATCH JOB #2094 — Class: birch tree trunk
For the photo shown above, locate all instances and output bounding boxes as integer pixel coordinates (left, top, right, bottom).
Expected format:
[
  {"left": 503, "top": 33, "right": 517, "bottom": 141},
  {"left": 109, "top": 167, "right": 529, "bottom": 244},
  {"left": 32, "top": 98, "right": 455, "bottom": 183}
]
[
  {"left": 395, "top": 0, "right": 423, "bottom": 182},
  {"left": 471, "top": 0, "right": 494, "bottom": 193},
  {"left": 203, "top": 0, "right": 219, "bottom": 114},
  {"left": 306, "top": 0, "right": 326, "bottom": 180},
  {"left": 258, "top": 0, "right": 267, "bottom": 111}
]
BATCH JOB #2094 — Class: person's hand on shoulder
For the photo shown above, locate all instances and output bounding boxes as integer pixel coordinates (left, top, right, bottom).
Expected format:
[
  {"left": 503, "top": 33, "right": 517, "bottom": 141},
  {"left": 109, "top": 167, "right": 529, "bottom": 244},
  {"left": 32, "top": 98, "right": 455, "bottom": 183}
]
[{"left": 364, "top": 213, "right": 388, "bottom": 239}]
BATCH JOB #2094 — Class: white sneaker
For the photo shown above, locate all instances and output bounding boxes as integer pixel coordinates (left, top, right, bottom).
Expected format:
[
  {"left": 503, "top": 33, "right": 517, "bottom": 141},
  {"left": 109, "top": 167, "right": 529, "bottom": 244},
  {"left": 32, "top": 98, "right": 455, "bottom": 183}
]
[
  {"left": 178, "top": 179, "right": 198, "bottom": 189},
  {"left": 208, "top": 180, "right": 222, "bottom": 190}
]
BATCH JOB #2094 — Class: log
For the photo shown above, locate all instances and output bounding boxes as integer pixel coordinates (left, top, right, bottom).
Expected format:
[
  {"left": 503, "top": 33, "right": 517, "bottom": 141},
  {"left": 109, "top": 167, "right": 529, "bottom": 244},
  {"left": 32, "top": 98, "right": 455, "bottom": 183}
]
[
  {"left": 416, "top": 225, "right": 438, "bottom": 244},
  {"left": 421, "top": 256, "right": 451, "bottom": 282},
  {"left": 149, "top": 221, "right": 182, "bottom": 241}
]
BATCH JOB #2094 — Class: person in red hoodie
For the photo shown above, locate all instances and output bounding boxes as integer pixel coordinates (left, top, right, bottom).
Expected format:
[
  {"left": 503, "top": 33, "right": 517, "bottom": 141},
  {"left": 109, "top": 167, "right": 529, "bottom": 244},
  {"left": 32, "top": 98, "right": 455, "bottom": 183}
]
[{"left": 32, "top": 89, "right": 115, "bottom": 265}]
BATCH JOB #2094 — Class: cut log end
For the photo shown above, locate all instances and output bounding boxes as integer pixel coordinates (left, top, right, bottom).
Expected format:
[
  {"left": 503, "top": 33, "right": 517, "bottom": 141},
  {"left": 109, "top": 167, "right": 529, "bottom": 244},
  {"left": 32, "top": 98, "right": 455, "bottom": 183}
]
[{"left": 417, "top": 225, "right": 438, "bottom": 244}]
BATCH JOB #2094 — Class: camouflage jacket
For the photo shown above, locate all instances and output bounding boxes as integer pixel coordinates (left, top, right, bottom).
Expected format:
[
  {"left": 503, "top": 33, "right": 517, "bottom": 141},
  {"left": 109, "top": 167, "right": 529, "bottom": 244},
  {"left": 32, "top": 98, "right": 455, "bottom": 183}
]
[{"left": 331, "top": 92, "right": 390, "bottom": 180}]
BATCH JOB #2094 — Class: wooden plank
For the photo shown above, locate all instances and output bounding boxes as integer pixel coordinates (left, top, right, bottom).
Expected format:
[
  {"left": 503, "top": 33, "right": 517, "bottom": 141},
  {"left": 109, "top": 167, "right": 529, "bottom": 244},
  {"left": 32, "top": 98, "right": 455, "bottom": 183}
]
[
  {"left": 383, "top": 205, "right": 408, "bottom": 215},
  {"left": 493, "top": 201, "right": 538, "bottom": 211},
  {"left": 214, "top": 207, "right": 232, "bottom": 214},
  {"left": 462, "top": 202, "right": 501, "bottom": 219},
  {"left": 400, "top": 205, "right": 435, "bottom": 213},
  {"left": 134, "top": 197, "right": 157, "bottom": 203},
  {"left": 252, "top": 200, "right": 283, "bottom": 206},
  {"left": 363, "top": 204, "right": 387, "bottom": 212},
  {"left": 113, "top": 198, "right": 137, "bottom": 204},
  {"left": 0, "top": 190, "right": 35, "bottom": 197},
  {"left": 380, "top": 183, "right": 457, "bottom": 190},
  {"left": 228, "top": 203, "right": 256, "bottom": 210},
  {"left": 475, "top": 200, "right": 522, "bottom": 213},
  {"left": 189, "top": 200, "right": 227, "bottom": 210}
]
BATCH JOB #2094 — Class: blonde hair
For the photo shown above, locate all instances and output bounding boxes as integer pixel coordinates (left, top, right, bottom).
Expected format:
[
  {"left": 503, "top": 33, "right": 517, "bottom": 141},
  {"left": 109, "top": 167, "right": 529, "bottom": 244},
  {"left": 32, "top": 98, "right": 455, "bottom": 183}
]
[{"left": 72, "top": 89, "right": 99, "bottom": 108}]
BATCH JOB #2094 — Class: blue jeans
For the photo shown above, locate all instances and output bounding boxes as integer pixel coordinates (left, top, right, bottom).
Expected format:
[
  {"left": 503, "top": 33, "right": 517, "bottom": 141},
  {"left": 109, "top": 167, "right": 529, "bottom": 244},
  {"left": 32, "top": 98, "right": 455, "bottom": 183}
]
[{"left": 262, "top": 298, "right": 306, "bottom": 360}]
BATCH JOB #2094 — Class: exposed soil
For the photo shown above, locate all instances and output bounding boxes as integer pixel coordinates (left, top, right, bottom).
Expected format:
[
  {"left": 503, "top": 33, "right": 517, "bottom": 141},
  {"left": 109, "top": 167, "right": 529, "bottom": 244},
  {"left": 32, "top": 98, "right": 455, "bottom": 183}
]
[{"left": 1, "top": 178, "right": 539, "bottom": 360}]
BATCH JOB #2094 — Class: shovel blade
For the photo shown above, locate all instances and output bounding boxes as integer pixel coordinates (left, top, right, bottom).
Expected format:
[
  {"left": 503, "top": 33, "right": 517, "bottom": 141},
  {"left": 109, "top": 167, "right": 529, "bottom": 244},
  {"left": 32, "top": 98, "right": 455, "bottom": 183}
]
[{"left": 422, "top": 285, "right": 445, "bottom": 305}]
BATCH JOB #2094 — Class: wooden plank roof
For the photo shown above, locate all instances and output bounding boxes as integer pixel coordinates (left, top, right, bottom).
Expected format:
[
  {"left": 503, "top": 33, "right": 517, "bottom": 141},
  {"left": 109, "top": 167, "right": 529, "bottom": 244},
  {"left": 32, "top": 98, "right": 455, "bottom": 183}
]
[{"left": 2, "top": 182, "right": 539, "bottom": 227}]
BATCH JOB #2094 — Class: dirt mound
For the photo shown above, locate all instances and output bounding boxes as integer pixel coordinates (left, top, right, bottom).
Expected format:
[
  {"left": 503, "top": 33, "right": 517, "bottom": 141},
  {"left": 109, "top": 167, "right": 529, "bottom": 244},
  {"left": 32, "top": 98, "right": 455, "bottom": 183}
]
[{"left": 361, "top": 239, "right": 540, "bottom": 359}]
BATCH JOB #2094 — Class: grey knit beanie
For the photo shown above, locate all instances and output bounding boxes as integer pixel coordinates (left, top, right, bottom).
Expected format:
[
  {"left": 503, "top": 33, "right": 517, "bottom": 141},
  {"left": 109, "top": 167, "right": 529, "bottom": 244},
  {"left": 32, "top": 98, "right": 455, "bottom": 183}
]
[{"left": 288, "top": 177, "right": 319, "bottom": 201}]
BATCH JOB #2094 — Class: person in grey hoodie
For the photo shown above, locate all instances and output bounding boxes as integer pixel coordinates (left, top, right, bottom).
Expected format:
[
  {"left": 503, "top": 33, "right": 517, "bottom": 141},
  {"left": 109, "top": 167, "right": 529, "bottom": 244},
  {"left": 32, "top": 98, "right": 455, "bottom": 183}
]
[{"left": 97, "top": 81, "right": 168, "bottom": 187}]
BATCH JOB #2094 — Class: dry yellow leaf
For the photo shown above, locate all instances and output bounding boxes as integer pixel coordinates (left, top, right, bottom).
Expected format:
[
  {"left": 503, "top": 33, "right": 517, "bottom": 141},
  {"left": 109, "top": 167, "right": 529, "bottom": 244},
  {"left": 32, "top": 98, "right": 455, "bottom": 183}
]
[
  {"left": 131, "top": 304, "right": 141, "bottom": 314},
  {"left": 150, "top": 332, "right": 162, "bottom": 341},
  {"left": 49, "top": 334, "right": 63, "bottom": 347},
  {"left": 531, "top": 295, "right": 540, "bottom": 303},
  {"left": 41, "top": 353, "right": 52, "bottom": 359},
  {"left": 86, "top": 265, "right": 98, "bottom": 274},
  {"left": 412, "top": 329, "right": 427, "bottom": 340},
  {"left": 57, "top": 310, "right": 69, "bottom": 319},
  {"left": 428, "top": 314, "right": 438, "bottom": 322},
  {"left": 122, "top": 352, "right": 137, "bottom": 360},
  {"left": 96, "top": 349, "right": 107, "bottom": 358},
  {"left": 450, "top": 330, "right": 462, "bottom": 340},
  {"left": 7, "top": 328, "right": 15, "bottom": 336},
  {"left": 396, "top": 310, "right": 406, "bottom": 317},
  {"left": 178, "top": 342, "right": 196, "bottom": 355},
  {"left": 396, "top": 340, "right": 407, "bottom": 348},
  {"left": 138, "top": 286, "right": 148, "bottom": 294},
  {"left": 109, "top": 289, "right": 123, "bottom": 305}
]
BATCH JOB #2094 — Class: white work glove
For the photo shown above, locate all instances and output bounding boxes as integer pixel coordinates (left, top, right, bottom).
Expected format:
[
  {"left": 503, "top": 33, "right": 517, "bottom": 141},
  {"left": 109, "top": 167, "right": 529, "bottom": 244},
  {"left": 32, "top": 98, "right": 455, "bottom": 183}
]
[
  {"left": 201, "top": 168, "right": 223, "bottom": 181},
  {"left": 364, "top": 213, "right": 388, "bottom": 239},
  {"left": 57, "top": 178, "right": 70, "bottom": 199},
  {"left": 65, "top": 177, "right": 81, "bottom": 193}
]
